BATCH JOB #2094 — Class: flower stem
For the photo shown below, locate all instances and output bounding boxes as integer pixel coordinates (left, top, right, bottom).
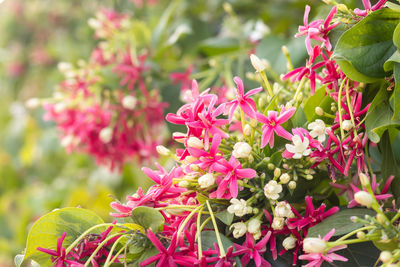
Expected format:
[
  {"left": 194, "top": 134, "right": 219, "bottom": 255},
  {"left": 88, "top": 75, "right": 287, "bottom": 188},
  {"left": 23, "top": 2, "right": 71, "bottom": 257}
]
[
  {"left": 260, "top": 71, "right": 274, "bottom": 97},
  {"left": 177, "top": 204, "right": 204, "bottom": 239},
  {"left": 337, "top": 78, "right": 347, "bottom": 140},
  {"left": 197, "top": 207, "right": 204, "bottom": 259},
  {"left": 345, "top": 79, "right": 358, "bottom": 137},
  {"left": 104, "top": 235, "right": 128, "bottom": 267},
  {"left": 206, "top": 200, "right": 226, "bottom": 257},
  {"left": 293, "top": 76, "right": 307, "bottom": 102},
  {"left": 84, "top": 232, "right": 124, "bottom": 266}
]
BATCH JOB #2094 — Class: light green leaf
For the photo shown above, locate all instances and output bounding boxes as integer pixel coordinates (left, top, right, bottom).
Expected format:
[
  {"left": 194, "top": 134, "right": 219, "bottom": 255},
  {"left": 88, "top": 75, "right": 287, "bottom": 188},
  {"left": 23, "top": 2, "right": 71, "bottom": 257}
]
[
  {"left": 394, "top": 22, "right": 400, "bottom": 49},
  {"left": 215, "top": 210, "right": 234, "bottom": 225},
  {"left": 334, "top": 9, "right": 400, "bottom": 81},
  {"left": 199, "top": 37, "right": 240, "bottom": 56},
  {"left": 383, "top": 50, "right": 400, "bottom": 71},
  {"left": 308, "top": 208, "right": 376, "bottom": 238},
  {"left": 23, "top": 207, "right": 104, "bottom": 266},
  {"left": 130, "top": 206, "right": 165, "bottom": 232},
  {"left": 303, "top": 86, "right": 334, "bottom": 122}
]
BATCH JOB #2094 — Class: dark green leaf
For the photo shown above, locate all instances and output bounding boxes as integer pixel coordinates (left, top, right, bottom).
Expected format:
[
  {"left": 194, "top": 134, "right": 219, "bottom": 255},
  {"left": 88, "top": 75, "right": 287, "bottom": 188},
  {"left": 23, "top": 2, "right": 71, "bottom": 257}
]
[
  {"left": 200, "top": 231, "right": 233, "bottom": 251},
  {"left": 328, "top": 241, "right": 380, "bottom": 267},
  {"left": 378, "top": 130, "right": 400, "bottom": 198},
  {"left": 394, "top": 22, "right": 400, "bottom": 49},
  {"left": 334, "top": 9, "right": 400, "bottom": 81},
  {"left": 215, "top": 210, "right": 234, "bottom": 226},
  {"left": 303, "top": 86, "right": 334, "bottom": 122},
  {"left": 308, "top": 208, "right": 376, "bottom": 238},
  {"left": 393, "top": 63, "right": 400, "bottom": 120},
  {"left": 365, "top": 86, "right": 400, "bottom": 143},
  {"left": 130, "top": 206, "right": 165, "bottom": 232},
  {"left": 23, "top": 207, "right": 104, "bottom": 266}
]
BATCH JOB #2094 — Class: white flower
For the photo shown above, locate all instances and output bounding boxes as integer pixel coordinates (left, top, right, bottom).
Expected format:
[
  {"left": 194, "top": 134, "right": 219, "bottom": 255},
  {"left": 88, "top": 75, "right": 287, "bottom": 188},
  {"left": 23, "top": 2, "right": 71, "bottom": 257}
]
[
  {"left": 264, "top": 180, "right": 282, "bottom": 200},
  {"left": 230, "top": 222, "right": 247, "bottom": 238},
  {"left": 285, "top": 135, "right": 311, "bottom": 159},
  {"left": 282, "top": 235, "right": 297, "bottom": 250},
  {"left": 122, "top": 95, "right": 137, "bottom": 110},
  {"left": 61, "top": 135, "right": 75, "bottom": 147},
  {"left": 342, "top": 120, "right": 353, "bottom": 131},
  {"left": 232, "top": 142, "right": 252, "bottom": 158},
  {"left": 271, "top": 217, "right": 285, "bottom": 230},
  {"left": 187, "top": 137, "right": 204, "bottom": 149},
  {"left": 308, "top": 119, "right": 328, "bottom": 142},
  {"left": 250, "top": 54, "right": 267, "bottom": 72},
  {"left": 249, "top": 19, "right": 270, "bottom": 42},
  {"left": 227, "top": 199, "right": 252, "bottom": 217},
  {"left": 198, "top": 173, "right": 215, "bottom": 188},
  {"left": 247, "top": 218, "right": 261, "bottom": 234},
  {"left": 99, "top": 127, "right": 113, "bottom": 143},
  {"left": 274, "top": 202, "right": 294, "bottom": 218},
  {"left": 57, "top": 62, "right": 73, "bottom": 72},
  {"left": 252, "top": 230, "right": 262, "bottom": 240},
  {"left": 156, "top": 145, "right": 170, "bottom": 156},
  {"left": 354, "top": 191, "right": 373, "bottom": 208},
  {"left": 303, "top": 237, "right": 326, "bottom": 253}
]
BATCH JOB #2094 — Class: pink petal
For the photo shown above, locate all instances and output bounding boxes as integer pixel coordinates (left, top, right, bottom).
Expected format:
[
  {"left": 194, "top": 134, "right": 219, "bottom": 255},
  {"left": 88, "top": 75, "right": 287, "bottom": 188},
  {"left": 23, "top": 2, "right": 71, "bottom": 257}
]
[{"left": 234, "top": 76, "right": 244, "bottom": 97}]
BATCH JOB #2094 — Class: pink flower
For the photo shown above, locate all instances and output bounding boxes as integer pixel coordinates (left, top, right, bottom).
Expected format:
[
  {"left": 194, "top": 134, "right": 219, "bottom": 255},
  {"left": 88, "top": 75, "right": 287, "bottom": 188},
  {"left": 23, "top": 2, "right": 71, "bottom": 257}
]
[
  {"left": 227, "top": 76, "right": 262, "bottom": 121},
  {"left": 210, "top": 156, "right": 257, "bottom": 198},
  {"left": 256, "top": 107, "right": 296, "bottom": 148},
  {"left": 170, "top": 65, "right": 193, "bottom": 92},
  {"left": 234, "top": 232, "right": 272, "bottom": 267},
  {"left": 296, "top": 6, "right": 339, "bottom": 54},
  {"left": 354, "top": 0, "right": 387, "bottom": 17},
  {"left": 299, "top": 229, "right": 348, "bottom": 267},
  {"left": 140, "top": 230, "right": 197, "bottom": 267},
  {"left": 37, "top": 233, "right": 84, "bottom": 267}
]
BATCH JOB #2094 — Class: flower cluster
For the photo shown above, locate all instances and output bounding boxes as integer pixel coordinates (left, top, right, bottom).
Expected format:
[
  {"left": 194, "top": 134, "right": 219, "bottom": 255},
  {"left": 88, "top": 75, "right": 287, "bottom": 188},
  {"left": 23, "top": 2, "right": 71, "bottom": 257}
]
[{"left": 42, "top": 9, "right": 167, "bottom": 170}]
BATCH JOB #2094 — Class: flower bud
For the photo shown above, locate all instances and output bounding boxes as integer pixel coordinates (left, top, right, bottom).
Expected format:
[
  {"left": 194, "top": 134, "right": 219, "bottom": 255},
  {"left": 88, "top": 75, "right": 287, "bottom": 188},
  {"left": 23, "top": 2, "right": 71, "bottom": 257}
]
[
  {"left": 248, "top": 154, "right": 254, "bottom": 163},
  {"left": 243, "top": 124, "right": 252, "bottom": 136},
  {"left": 279, "top": 173, "right": 290, "bottom": 184},
  {"left": 185, "top": 156, "right": 197, "bottom": 163},
  {"left": 271, "top": 217, "right": 285, "bottom": 230},
  {"left": 268, "top": 163, "right": 275, "bottom": 170},
  {"left": 342, "top": 120, "right": 353, "bottom": 131},
  {"left": 233, "top": 142, "right": 252, "bottom": 158},
  {"left": 57, "top": 62, "right": 73, "bottom": 72},
  {"left": 172, "top": 132, "right": 186, "bottom": 143},
  {"left": 122, "top": 95, "right": 137, "bottom": 110},
  {"left": 247, "top": 218, "right": 261, "bottom": 234},
  {"left": 274, "top": 168, "right": 281, "bottom": 178},
  {"left": 198, "top": 173, "right": 215, "bottom": 188},
  {"left": 274, "top": 202, "right": 294, "bottom": 218},
  {"left": 250, "top": 54, "right": 267, "bottom": 72},
  {"left": 250, "top": 119, "right": 258, "bottom": 128},
  {"left": 156, "top": 145, "right": 170, "bottom": 156},
  {"left": 187, "top": 137, "right": 204, "bottom": 149},
  {"left": 281, "top": 45, "right": 290, "bottom": 56},
  {"left": 305, "top": 174, "right": 313, "bottom": 180},
  {"left": 354, "top": 191, "right": 373, "bottom": 208},
  {"left": 178, "top": 181, "right": 189, "bottom": 188},
  {"left": 315, "top": 107, "right": 324, "bottom": 116},
  {"left": 380, "top": 251, "right": 392, "bottom": 263},
  {"left": 376, "top": 213, "right": 387, "bottom": 225},
  {"left": 303, "top": 237, "right": 326, "bottom": 253},
  {"left": 282, "top": 235, "right": 297, "bottom": 250},
  {"left": 230, "top": 222, "right": 247, "bottom": 239},
  {"left": 99, "top": 127, "right": 113, "bottom": 143},
  {"left": 359, "top": 173, "right": 370, "bottom": 187},
  {"left": 190, "top": 164, "right": 200, "bottom": 172},
  {"left": 288, "top": 181, "right": 296, "bottom": 189},
  {"left": 356, "top": 231, "right": 366, "bottom": 240}
]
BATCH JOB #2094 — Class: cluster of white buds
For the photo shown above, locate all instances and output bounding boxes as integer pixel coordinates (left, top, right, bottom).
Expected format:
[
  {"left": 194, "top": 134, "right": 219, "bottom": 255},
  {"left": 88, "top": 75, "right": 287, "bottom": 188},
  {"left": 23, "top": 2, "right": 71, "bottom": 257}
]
[
  {"left": 247, "top": 218, "right": 262, "bottom": 239},
  {"left": 227, "top": 198, "right": 252, "bottom": 217},
  {"left": 271, "top": 202, "right": 294, "bottom": 231}
]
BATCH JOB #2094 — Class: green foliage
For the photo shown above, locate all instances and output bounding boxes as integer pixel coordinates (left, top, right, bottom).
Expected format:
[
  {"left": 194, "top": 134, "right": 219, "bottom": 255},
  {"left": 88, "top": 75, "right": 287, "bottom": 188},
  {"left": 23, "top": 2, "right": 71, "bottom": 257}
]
[
  {"left": 130, "top": 206, "right": 165, "bottom": 232},
  {"left": 22, "top": 208, "right": 104, "bottom": 266},
  {"left": 308, "top": 208, "right": 376, "bottom": 238},
  {"left": 334, "top": 9, "right": 400, "bottom": 82}
]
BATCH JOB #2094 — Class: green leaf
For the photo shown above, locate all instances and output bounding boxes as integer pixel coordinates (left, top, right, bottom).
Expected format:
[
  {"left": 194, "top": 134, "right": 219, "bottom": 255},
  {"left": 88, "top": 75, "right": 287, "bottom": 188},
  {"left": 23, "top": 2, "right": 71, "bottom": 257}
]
[
  {"left": 334, "top": 9, "right": 400, "bottom": 82},
  {"left": 303, "top": 86, "right": 334, "bottom": 122},
  {"left": 337, "top": 241, "right": 380, "bottom": 267},
  {"left": 383, "top": 50, "right": 400, "bottom": 71},
  {"left": 307, "top": 208, "right": 376, "bottom": 238},
  {"left": 365, "top": 85, "right": 400, "bottom": 143},
  {"left": 386, "top": 2, "right": 400, "bottom": 13},
  {"left": 23, "top": 207, "right": 104, "bottom": 266},
  {"left": 394, "top": 22, "right": 400, "bottom": 49},
  {"left": 130, "top": 206, "right": 165, "bottom": 232},
  {"left": 393, "top": 63, "right": 400, "bottom": 120},
  {"left": 378, "top": 130, "right": 400, "bottom": 199},
  {"left": 215, "top": 210, "right": 234, "bottom": 225},
  {"left": 200, "top": 231, "right": 233, "bottom": 251},
  {"left": 199, "top": 37, "right": 240, "bottom": 56}
]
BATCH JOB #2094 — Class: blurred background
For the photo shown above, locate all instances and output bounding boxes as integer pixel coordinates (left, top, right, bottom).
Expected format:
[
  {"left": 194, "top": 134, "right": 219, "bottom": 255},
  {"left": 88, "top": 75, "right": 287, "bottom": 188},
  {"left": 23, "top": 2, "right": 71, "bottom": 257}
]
[{"left": 0, "top": 0, "right": 359, "bottom": 265}]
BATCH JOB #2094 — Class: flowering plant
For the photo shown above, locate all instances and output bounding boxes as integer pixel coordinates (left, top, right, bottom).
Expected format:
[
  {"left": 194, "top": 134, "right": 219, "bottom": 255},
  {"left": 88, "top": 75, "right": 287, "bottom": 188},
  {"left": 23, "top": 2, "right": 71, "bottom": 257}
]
[{"left": 18, "top": 1, "right": 400, "bottom": 266}]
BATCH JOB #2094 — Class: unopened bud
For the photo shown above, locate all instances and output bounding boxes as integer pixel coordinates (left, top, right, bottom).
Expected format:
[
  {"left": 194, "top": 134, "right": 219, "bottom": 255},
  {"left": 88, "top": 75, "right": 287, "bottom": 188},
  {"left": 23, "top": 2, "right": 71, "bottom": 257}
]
[
  {"left": 172, "top": 132, "right": 186, "bottom": 143},
  {"left": 354, "top": 191, "right": 373, "bottom": 208},
  {"left": 258, "top": 97, "right": 266, "bottom": 108},
  {"left": 187, "top": 137, "right": 204, "bottom": 149},
  {"left": 305, "top": 174, "right": 313, "bottom": 180},
  {"left": 359, "top": 173, "right": 370, "bottom": 187},
  {"left": 376, "top": 213, "right": 387, "bottom": 225},
  {"left": 178, "top": 181, "right": 189, "bottom": 187},
  {"left": 156, "top": 145, "right": 170, "bottom": 156},
  {"left": 248, "top": 154, "right": 254, "bottom": 163},
  {"left": 268, "top": 163, "right": 275, "bottom": 170},
  {"left": 274, "top": 168, "right": 281, "bottom": 178},
  {"left": 356, "top": 231, "right": 366, "bottom": 239},
  {"left": 315, "top": 107, "right": 324, "bottom": 116},
  {"left": 380, "top": 251, "right": 392, "bottom": 263},
  {"left": 190, "top": 164, "right": 200, "bottom": 172},
  {"left": 250, "top": 54, "right": 267, "bottom": 72},
  {"left": 342, "top": 120, "right": 353, "bottom": 131},
  {"left": 281, "top": 45, "right": 290, "bottom": 56},
  {"left": 243, "top": 124, "right": 252, "bottom": 136},
  {"left": 122, "top": 95, "right": 137, "bottom": 110},
  {"left": 288, "top": 181, "right": 296, "bottom": 189},
  {"left": 25, "top": 98, "right": 41, "bottom": 109},
  {"left": 282, "top": 235, "right": 296, "bottom": 250},
  {"left": 303, "top": 238, "right": 326, "bottom": 253},
  {"left": 185, "top": 156, "right": 197, "bottom": 163},
  {"left": 280, "top": 173, "right": 291, "bottom": 184}
]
